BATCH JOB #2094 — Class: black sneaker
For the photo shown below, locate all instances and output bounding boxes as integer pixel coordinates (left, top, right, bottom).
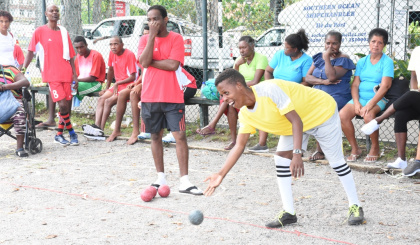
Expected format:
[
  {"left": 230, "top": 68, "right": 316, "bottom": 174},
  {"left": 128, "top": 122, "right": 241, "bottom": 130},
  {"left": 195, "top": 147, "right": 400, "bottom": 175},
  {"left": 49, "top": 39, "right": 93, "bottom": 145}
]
[
  {"left": 265, "top": 211, "right": 297, "bottom": 228},
  {"left": 403, "top": 160, "right": 420, "bottom": 177},
  {"left": 348, "top": 205, "right": 365, "bottom": 225}
]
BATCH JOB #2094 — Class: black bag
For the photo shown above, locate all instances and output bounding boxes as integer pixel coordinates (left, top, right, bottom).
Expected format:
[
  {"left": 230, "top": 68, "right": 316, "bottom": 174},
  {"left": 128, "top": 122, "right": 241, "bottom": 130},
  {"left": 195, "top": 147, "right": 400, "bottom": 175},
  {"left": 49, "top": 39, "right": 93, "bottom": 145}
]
[{"left": 377, "top": 76, "right": 410, "bottom": 110}]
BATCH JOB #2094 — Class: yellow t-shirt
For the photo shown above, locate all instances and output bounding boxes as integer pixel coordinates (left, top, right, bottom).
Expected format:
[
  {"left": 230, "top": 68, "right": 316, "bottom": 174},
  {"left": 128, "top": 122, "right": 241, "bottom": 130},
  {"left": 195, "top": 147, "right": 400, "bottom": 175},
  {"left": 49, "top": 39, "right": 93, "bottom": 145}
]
[{"left": 238, "top": 79, "right": 336, "bottom": 136}]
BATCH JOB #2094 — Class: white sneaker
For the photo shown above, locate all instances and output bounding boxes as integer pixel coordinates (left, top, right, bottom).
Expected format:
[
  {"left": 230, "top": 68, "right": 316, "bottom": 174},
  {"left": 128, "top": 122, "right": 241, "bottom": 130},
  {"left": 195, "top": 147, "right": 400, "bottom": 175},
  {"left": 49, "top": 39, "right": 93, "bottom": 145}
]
[
  {"left": 387, "top": 157, "right": 408, "bottom": 169},
  {"left": 82, "top": 124, "right": 104, "bottom": 136},
  {"left": 361, "top": 119, "right": 379, "bottom": 135},
  {"left": 162, "top": 132, "right": 176, "bottom": 143},
  {"left": 137, "top": 132, "right": 151, "bottom": 140}
]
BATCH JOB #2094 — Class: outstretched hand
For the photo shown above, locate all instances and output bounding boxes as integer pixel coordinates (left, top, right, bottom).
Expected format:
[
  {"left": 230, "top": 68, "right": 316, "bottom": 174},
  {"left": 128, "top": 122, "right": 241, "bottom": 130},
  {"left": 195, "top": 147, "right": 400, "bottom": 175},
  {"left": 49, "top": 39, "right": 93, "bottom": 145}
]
[{"left": 203, "top": 173, "right": 224, "bottom": 196}]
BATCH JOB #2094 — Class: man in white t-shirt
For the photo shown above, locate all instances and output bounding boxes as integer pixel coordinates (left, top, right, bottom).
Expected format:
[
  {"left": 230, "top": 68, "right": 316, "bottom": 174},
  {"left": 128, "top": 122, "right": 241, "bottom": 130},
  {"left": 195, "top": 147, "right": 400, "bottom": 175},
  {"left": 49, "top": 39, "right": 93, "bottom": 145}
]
[{"left": 0, "top": 10, "right": 16, "bottom": 66}]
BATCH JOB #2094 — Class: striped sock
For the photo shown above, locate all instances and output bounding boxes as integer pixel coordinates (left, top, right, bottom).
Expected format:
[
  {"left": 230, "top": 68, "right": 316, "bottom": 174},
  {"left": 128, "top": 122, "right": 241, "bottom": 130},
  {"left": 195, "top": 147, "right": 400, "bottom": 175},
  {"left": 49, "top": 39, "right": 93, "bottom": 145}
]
[
  {"left": 332, "top": 162, "right": 360, "bottom": 207},
  {"left": 57, "top": 120, "right": 65, "bottom": 136},
  {"left": 59, "top": 112, "right": 75, "bottom": 135},
  {"left": 274, "top": 155, "right": 295, "bottom": 214}
]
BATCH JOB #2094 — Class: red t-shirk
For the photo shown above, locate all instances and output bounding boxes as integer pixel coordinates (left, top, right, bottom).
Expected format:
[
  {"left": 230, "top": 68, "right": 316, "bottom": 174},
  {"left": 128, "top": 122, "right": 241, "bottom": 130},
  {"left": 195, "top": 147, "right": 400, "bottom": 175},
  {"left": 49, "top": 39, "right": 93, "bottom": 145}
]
[
  {"left": 138, "top": 32, "right": 185, "bottom": 103},
  {"left": 28, "top": 25, "right": 75, "bottom": 83},
  {"left": 107, "top": 49, "right": 137, "bottom": 82},
  {"left": 75, "top": 50, "right": 106, "bottom": 82},
  {"left": 13, "top": 45, "right": 24, "bottom": 66}
]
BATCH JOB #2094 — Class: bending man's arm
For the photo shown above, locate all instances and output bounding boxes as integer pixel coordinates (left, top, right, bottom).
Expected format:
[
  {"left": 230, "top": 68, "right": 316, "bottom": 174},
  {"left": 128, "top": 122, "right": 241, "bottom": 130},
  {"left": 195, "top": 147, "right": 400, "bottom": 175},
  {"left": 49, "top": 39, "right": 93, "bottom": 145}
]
[
  {"left": 284, "top": 110, "right": 304, "bottom": 178},
  {"left": 204, "top": 133, "right": 250, "bottom": 196}
]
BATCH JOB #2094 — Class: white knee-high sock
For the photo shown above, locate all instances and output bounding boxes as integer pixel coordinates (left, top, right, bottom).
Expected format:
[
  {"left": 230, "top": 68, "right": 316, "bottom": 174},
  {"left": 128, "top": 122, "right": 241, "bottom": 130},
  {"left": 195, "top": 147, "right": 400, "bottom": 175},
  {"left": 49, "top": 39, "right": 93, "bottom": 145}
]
[
  {"left": 274, "top": 155, "right": 295, "bottom": 214},
  {"left": 331, "top": 162, "right": 360, "bottom": 207}
]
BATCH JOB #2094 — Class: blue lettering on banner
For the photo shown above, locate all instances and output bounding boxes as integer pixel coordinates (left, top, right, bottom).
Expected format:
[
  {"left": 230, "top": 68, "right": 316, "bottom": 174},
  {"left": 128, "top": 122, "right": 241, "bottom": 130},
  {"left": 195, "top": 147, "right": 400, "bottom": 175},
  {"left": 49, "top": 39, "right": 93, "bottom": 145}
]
[
  {"left": 310, "top": 32, "right": 367, "bottom": 43},
  {"left": 302, "top": 2, "right": 360, "bottom": 19}
]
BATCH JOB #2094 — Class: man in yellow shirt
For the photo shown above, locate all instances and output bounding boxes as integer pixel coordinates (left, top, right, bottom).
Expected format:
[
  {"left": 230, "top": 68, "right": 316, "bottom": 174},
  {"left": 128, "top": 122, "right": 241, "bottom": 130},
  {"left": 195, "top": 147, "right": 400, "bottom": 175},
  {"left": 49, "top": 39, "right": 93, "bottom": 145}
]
[{"left": 204, "top": 69, "right": 365, "bottom": 227}]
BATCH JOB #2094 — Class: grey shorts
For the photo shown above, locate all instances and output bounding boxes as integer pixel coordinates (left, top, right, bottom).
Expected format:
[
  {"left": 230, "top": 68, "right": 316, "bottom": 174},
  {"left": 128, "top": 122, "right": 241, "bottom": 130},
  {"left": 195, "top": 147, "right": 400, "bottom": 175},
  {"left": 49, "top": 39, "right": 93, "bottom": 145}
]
[
  {"left": 276, "top": 108, "right": 345, "bottom": 165},
  {"left": 141, "top": 102, "right": 186, "bottom": 134}
]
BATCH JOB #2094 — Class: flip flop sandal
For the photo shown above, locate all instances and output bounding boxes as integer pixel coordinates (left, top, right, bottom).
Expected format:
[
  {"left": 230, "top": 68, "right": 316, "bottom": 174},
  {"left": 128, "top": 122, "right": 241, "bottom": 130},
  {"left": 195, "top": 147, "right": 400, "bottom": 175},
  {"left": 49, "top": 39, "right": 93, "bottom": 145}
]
[
  {"left": 364, "top": 155, "right": 379, "bottom": 163},
  {"left": 347, "top": 154, "right": 360, "bottom": 162},
  {"left": 309, "top": 151, "right": 325, "bottom": 161},
  {"left": 179, "top": 186, "right": 203, "bottom": 195},
  {"left": 196, "top": 126, "right": 216, "bottom": 136},
  {"left": 151, "top": 183, "right": 160, "bottom": 189},
  {"left": 35, "top": 122, "right": 56, "bottom": 129},
  {"left": 224, "top": 142, "right": 236, "bottom": 150}
]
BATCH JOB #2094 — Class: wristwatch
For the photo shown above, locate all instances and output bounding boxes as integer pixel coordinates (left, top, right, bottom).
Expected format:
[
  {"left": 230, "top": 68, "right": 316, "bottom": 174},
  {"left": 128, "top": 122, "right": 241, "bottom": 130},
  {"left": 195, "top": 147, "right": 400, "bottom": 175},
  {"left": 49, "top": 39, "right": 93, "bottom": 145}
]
[{"left": 292, "top": 149, "right": 303, "bottom": 155}]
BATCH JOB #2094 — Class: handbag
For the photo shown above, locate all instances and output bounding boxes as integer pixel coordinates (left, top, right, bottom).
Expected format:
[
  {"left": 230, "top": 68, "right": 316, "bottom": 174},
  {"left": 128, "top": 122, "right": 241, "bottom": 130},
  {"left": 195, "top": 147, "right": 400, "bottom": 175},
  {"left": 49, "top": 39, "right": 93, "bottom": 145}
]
[
  {"left": 201, "top": 79, "right": 220, "bottom": 100},
  {"left": 0, "top": 65, "right": 20, "bottom": 123}
]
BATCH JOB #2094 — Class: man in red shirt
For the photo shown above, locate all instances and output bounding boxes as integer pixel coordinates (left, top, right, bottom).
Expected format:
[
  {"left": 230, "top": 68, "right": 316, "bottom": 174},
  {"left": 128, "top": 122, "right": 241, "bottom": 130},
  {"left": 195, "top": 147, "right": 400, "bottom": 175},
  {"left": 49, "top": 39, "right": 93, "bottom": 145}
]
[
  {"left": 73, "top": 36, "right": 105, "bottom": 101},
  {"left": 22, "top": 4, "right": 79, "bottom": 146},
  {"left": 138, "top": 5, "right": 202, "bottom": 195},
  {"left": 84, "top": 36, "right": 136, "bottom": 139}
]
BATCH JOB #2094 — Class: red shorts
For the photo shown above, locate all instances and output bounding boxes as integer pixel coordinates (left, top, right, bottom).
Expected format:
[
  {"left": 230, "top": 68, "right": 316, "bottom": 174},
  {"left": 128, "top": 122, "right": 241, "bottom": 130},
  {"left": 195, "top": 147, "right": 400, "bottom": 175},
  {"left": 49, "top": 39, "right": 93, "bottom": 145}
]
[
  {"left": 49, "top": 82, "right": 72, "bottom": 102},
  {"left": 220, "top": 97, "right": 239, "bottom": 116},
  {"left": 107, "top": 82, "right": 134, "bottom": 95}
]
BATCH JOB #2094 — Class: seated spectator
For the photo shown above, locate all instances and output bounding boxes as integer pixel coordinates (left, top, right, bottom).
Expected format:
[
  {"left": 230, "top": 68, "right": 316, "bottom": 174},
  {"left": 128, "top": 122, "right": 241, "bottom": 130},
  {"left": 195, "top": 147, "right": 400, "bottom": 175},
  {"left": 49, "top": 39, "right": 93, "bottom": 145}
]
[
  {"left": 84, "top": 36, "right": 136, "bottom": 139},
  {"left": 162, "top": 67, "right": 198, "bottom": 143},
  {"left": 339, "top": 28, "right": 393, "bottom": 163},
  {"left": 362, "top": 91, "right": 420, "bottom": 176},
  {"left": 306, "top": 30, "right": 355, "bottom": 160},
  {"left": 73, "top": 36, "right": 106, "bottom": 102},
  {"left": 106, "top": 75, "right": 142, "bottom": 144},
  {"left": 0, "top": 65, "right": 30, "bottom": 157},
  {"left": 361, "top": 45, "right": 420, "bottom": 174},
  {"left": 249, "top": 29, "right": 312, "bottom": 153},
  {"left": 196, "top": 36, "right": 268, "bottom": 150}
]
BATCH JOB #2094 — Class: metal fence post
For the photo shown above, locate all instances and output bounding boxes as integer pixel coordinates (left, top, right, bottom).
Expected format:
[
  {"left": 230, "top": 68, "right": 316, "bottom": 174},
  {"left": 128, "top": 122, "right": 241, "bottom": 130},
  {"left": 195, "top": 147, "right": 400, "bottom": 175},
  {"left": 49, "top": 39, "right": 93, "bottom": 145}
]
[{"left": 202, "top": 0, "right": 208, "bottom": 83}]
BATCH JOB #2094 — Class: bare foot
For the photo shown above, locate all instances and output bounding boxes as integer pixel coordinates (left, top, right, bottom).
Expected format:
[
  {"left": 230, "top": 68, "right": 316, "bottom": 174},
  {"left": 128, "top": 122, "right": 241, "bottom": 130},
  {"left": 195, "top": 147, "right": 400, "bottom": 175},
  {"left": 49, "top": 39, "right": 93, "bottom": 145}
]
[
  {"left": 106, "top": 131, "right": 121, "bottom": 142},
  {"left": 126, "top": 134, "right": 138, "bottom": 145}
]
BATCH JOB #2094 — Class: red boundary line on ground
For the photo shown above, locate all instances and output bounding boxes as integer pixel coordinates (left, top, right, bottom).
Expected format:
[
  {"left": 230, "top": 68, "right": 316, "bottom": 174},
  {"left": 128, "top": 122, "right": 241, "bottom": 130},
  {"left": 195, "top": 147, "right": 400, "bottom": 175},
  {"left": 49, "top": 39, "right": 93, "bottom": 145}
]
[{"left": 6, "top": 182, "right": 356, "bottom": 245}]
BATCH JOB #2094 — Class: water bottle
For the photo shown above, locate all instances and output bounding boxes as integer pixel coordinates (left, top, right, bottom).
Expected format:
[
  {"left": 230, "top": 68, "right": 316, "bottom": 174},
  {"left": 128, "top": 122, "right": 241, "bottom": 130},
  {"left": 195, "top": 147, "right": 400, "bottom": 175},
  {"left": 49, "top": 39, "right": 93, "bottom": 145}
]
[
  {"left": 71, "top": 81, "right": 77, "bottom": 96},
  {"left": 25, "top": 71, "right": 31, "bottom": 84}
]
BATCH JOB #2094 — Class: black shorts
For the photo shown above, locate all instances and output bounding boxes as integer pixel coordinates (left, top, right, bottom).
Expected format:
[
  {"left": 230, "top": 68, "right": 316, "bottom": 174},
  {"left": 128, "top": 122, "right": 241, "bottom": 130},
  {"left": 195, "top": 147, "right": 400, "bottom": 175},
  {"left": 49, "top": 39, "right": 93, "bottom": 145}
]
[{"left": 141, "top": 102, "right": 186, "bottom": 133}]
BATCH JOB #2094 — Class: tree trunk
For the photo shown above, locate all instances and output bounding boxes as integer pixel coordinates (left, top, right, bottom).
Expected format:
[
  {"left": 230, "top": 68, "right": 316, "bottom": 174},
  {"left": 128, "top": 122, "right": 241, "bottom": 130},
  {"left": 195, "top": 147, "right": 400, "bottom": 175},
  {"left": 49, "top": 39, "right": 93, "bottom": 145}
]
[
  {"left": 208, "top": 0, "right": 218, "bottom": 32},
  {"left": 92, "top": 0, "right": 102, "bottom": 24},
  {"left": 271, "top": 0, "right": 284, "bottom": 26},
  {"left": 194, "top": 0, "right": 202, "bottom": 26},
  {"left": 61, "top": 0, "right": 83, "bottom": 40}
]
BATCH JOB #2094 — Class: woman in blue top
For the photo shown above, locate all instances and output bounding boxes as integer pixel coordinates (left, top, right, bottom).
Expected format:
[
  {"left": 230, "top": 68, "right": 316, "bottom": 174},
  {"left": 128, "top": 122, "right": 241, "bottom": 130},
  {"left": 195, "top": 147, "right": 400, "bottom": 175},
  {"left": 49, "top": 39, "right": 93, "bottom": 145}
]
[
  {"left": 306, "top": 30, "right": 356, "bottom": 161},
  {"left": 340, "top": 28, "right": 394, "bottom": 163},
  {"left": 248, "top": 29, "right": 312, "bottom": 153}
]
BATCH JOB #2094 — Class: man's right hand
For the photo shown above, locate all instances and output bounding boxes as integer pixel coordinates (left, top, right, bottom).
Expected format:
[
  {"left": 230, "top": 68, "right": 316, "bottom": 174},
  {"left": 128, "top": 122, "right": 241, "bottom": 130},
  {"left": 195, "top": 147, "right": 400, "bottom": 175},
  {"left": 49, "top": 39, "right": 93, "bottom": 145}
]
[
  {"left": 148, "top": 20, "right": 160, "bottom": 37},
  {"left": 203, "top": 173, "right": 224, "bottom": 196}
]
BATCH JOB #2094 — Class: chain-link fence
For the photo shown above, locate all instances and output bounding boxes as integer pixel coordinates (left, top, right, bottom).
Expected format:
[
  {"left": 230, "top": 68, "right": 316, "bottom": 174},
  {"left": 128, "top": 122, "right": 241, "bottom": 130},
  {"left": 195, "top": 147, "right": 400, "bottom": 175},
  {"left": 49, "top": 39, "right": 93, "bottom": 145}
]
[{"left": 2, "top": 0, "right": 420, "bottom": 145}]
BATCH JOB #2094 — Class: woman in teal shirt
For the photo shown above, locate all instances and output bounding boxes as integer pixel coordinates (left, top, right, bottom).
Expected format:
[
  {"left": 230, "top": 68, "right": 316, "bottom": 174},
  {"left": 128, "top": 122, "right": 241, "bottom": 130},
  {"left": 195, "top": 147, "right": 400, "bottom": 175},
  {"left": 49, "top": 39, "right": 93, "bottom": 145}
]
[
  {"left": 249, "top": 29, "right": 313, "bottom": 153},
  {"left": 340, "top": 28, "right": 394, "bottom": 163}
]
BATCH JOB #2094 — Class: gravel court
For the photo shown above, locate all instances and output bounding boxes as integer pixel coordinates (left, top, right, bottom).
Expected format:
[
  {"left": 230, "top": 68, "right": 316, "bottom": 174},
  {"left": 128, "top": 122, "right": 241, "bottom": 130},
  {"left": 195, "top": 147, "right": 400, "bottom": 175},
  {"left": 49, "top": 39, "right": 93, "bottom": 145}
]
[{"left": 1, "top": 130, "right": 419, "bottom": 244}]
